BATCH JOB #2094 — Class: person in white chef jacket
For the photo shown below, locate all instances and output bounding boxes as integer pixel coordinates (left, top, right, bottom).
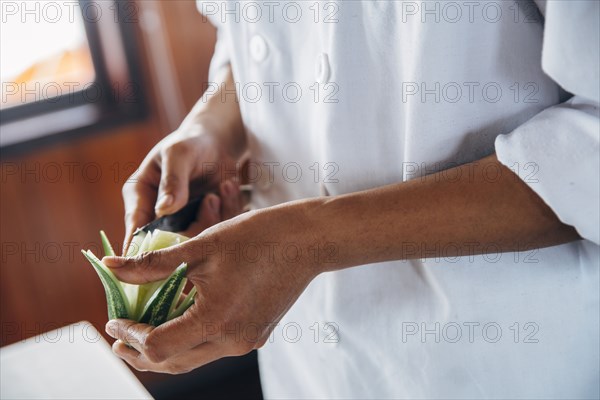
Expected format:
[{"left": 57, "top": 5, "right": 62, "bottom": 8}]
[{"left": 103, "top": 1, "right": 599, "bottom": 398}]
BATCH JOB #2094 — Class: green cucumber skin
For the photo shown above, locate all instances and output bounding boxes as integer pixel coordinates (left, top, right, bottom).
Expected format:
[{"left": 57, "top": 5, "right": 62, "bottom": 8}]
[
  {"left": 99, "top": 271, "right": 130, "bottom": 320},
  {"left": 140, "top": 263, "right": 188, "bottom": 326},
  {"left": 82, "top": 250, "right": 129, "bottom": 319},
  {"left": 100, "top": 230, "right": 116, "bottom": 257},
  {"left": 83, "top": 231, "right": 195, "bottom": 325},
  {"left": 133, "top": 280, "right": 163, "bottom": 320}
]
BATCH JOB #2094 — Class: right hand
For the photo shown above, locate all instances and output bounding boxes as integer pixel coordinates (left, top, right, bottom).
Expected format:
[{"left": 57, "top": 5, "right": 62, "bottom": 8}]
[{"left": 122, "top": 126, "right": 242, "bottom": 254}]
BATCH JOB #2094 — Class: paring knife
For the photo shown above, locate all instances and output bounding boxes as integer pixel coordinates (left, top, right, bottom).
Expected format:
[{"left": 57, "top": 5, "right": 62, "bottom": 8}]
[
  {"left": 133, "top": 195, "right": 206, "bottom": 236},
  {"left": 132, "top": 184, "right": 252, "bottom": 236}
]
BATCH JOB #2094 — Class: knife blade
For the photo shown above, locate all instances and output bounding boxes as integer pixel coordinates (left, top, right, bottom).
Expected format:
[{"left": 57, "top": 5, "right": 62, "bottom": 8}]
[{"left": 133, "top": 195, "right": 205, "bottom": 237}]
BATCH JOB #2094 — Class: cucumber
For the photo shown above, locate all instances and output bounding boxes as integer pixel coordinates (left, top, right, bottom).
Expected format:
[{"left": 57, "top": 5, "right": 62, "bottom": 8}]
[
  {"left": 81, "top": 250, "right": 130, "bottom": 319},
  {"left": 82, "top": 230, "right": 196, "bottom": 326},
  {"left": 139, "top": 263, "right": 188, "bottom": 326}
]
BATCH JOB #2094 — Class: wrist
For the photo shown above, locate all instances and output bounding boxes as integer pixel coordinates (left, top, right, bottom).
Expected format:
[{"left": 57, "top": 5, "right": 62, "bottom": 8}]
[
  {"left": 182, "top": 66, "right": 246, "bottom": 160},
  {"left": 302, "top": 190, "right": 388, "bottom": 273},
  {"left": 241, "top": 197, "right": 331, "bottom": 280},
  {"left": 299, "top": 197, "right": 337, "bottom": 274},
  {"left": 195, "top": 115, "right": 247, "bottom": 162},
  {"left": 288, "top": 197, "right": 339, "bottom": 277}
]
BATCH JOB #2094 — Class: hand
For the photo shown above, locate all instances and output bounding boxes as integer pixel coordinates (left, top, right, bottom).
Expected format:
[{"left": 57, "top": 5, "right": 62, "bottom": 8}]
[
  {"left": 178, "top": 179, "right": 247, "bottom": 238},
  {"left": 103, "top": 202, "right": 320, "bottom": 374},
  {"left": 122, "top": 126, "right": 241, "bottom": 254}
]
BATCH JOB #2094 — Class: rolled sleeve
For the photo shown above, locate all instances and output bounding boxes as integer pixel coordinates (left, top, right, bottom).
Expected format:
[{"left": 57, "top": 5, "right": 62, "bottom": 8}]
[
  {"left": 496, "top": 98, "right": 599, "bottom": 243},
  {"left": 495, "top": 0, "right": 600, "bottom": 244}
]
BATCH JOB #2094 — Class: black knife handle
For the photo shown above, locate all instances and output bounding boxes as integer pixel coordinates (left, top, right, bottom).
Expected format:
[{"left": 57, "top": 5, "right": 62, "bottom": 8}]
[{"left": 135, "top": 195, "right": 206, "bottom": 235}]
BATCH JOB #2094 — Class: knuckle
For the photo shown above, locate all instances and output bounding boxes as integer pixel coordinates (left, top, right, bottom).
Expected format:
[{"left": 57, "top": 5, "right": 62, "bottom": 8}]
[
  {"left": 134, "top": 252, "right": 161, "bottom": 282},
  {"left": 161, "top": 173, "right": 181, "bottom": 191},
  {"left": 123, "top": 323, "right": 138, "bottom": 342},
  {"left": 135, "top": 251, "right": 157, "bottom": 267},
  {"left": 129, "top": 358, "right": 148, "bottom": 372},
  {"left": 166, "top": 363, "right": 192, "bottom": 375},
  {"left": 121, "top": 179, "right": 142, "bottom": 199},
  {"left": 167, "top": 140, "right": 192, "bottom": 157},
  {"left": 142, "top": 334, "right": 165, "bottom": 363}
]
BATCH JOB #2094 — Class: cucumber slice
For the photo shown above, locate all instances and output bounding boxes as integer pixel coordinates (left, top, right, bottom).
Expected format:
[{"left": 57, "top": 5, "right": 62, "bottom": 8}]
[
  {"left": 126, "top": 231, "right": 147, "bottom": 257},
  {"left": 129, "top": 229, "right": 189, "bottom": 319},
  {"left": 168, "top": 286, "right": 197, "bottom": 320},
  {"left": 132, "top": 280, "right": 164, "bottom": 320},
  {"left": 147, "top": 230, "right": 188, "bottom": 251},
  {"left": 100, "top": 230, "right": 116, "bottom": 257},
  {"left": 82, "top": 230, "right": 196, "bottom": 326},
  {"left": 81, "top": 250, "right": 130, "bottom": 319},
  {"left": 139, "top": 263, "right": 188, "bottom": 326},
  {"left": 167, "top": 277, "right": 188, "bottom": 318},
  {"left": 123, "top": 285, "right": 140, "bottom": 318},
  {"left": 138, "top": 231, "right": 153, "bottom": 254},
  {"left": 100, "top": 231, "right": 140, "bottom": 315}
]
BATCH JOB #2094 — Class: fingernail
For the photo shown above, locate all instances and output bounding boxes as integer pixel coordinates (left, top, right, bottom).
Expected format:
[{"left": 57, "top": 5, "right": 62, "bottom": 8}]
[
  {"left": 208, "top": 195, "right": 220, "bottom": 212},
  {"left": 155, "top": 193, "right": 174, "bottom": 211},
  {"left": 106, "top": 321, "right": 117, "bottom": 337},
  {"left": 102, "top": 256, "right": 124, "bottom": 268}
]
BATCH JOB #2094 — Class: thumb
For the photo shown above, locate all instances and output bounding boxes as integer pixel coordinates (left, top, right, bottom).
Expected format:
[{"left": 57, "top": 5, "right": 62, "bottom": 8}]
[
  {"left": 155, "top": 147, "right": 194, "bottom": 217},
  {"left": 102, "top": 246, "right": 187, "bottom": 284}
]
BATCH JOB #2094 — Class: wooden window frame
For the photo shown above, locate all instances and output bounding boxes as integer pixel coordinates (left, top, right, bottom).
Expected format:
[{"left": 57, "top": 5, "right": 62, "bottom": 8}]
[{"left": 0, "top": 0, "right": 146, "bottom": 153}]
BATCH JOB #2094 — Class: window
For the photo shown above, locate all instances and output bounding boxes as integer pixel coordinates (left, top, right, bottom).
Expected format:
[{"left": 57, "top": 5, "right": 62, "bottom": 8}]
[
  {"left": 0, "top": 0, "right": 145, "bottom": 150},
  {"left": 1, "top": 2, "right": 95, "bottom": 110}
]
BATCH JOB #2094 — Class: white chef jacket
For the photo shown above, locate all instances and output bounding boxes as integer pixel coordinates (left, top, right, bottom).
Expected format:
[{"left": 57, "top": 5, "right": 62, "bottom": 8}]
[{"left": 196, "top": 1, "right": 599, "bottom": 398}]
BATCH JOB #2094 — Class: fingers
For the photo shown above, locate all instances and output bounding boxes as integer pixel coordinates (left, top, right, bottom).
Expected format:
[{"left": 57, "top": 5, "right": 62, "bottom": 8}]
[
  {"left": 220, "top": 180, "right": 243, "bottom": 220},
  {"left": 136, "top": 306, "right": 209, "bottom": 361},
  {"left": 180, "top": 194, "right": 221, "bottom": 237},
  {"left": 106, "top": 308, "right": 209, "bottom": 364},
  {"left": 102, "top": 242, "right": 193, "bottom": 284},
  {"left": 105, "top": 319, "right": 155, "bottom": 355},
  {"left": 178, "top": 180, "right": 244, "bottom": 237},
  {"left": 108, "top": 312, "right": 260, "bottom": 373},
  {"left": 122, "top": 163, "right": 161, "bottom": 255},
  {"left": 155, "top": 145, "right": 196, "bottom": 218},
  {"left": 112, "top": 340, "right": 223, "bottom": 374}
]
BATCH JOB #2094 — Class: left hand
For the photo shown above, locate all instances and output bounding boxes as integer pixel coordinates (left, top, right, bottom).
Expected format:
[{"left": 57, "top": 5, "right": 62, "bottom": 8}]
[{"left": 102, "top": 201, "right": 321, "bottom": 374}]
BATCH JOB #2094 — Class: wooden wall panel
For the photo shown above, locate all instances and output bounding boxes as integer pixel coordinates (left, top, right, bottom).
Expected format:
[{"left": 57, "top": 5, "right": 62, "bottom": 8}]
[
  {"left": 160, "top": 1, "right": 217, "bottom": 113},
  {"left": 1, "top": 1, "right": 219, "bottom": 391},
  {"left": 134, "top": 0, "right": 217, "bottom": 133},
  {"left": 0, "top": 122, "right": 157, "bottom": 347}
]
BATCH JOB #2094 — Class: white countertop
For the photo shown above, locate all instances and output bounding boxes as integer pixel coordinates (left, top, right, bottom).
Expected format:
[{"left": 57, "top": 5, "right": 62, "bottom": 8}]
[{"left": 1, "top": 321, "right": 152, "bottom": 400}]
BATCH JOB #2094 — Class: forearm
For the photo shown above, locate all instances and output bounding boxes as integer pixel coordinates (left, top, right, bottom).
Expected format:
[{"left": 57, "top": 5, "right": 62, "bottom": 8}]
[
  {"left": 180, "top": 65, "right": 247, "bottom": 160},
  {"left": 298, "top": 154, "right": 580, "bottom": 272}
]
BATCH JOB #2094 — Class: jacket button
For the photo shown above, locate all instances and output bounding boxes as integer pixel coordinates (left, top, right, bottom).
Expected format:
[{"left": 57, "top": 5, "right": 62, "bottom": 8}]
[
  {"left": 315, "top": 53, "right": 331, "bottom": 84},
  {"left": 250, "top": 35, "right": 269, "bottom": 62}
]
